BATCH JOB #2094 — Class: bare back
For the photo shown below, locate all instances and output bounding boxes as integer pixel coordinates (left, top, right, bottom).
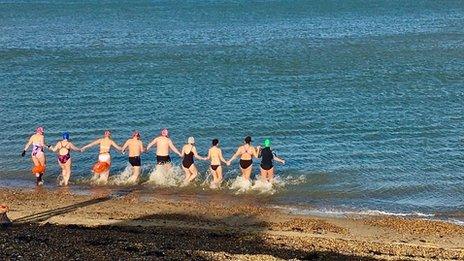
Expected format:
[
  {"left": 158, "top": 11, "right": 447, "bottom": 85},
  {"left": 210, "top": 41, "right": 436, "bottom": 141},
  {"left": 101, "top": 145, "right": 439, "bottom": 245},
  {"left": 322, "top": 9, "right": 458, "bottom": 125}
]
[
  {"left": 155, "top": 136, "right": 170, "bottom": 156},
  {"left": 209, "top": 147, "right": 223, "bottom": 165},
  {"left": 125, "top": 138, "right": 143, "bottom": 157},
  {"left": 239, "top": 144, "right": 256, "bottom": 160},
  {"left": 30, "top": 134, "right": 44, "bottom": 146},
  {"left": 99, "top": 138, "right": 113, "bottom": 154}
]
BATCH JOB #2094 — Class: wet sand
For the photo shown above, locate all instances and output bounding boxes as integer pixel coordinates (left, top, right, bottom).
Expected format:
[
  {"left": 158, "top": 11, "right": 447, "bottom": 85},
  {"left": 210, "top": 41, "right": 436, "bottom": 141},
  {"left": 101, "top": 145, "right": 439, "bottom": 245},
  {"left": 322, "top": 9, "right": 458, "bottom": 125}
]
[{"left": 1, "top": 187, "right": 463, "bottom": 260}]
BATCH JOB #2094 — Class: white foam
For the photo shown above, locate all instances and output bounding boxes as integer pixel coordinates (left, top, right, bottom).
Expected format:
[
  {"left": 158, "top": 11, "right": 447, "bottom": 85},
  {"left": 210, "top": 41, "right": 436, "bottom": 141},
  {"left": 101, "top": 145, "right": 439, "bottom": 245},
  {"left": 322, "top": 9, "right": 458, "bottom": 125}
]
[
  {"left": 108, "top": 164, "right": 138, "bottom": 186},
  {"left": 145, "top": 165, "right": 184, "bottom": 187}
]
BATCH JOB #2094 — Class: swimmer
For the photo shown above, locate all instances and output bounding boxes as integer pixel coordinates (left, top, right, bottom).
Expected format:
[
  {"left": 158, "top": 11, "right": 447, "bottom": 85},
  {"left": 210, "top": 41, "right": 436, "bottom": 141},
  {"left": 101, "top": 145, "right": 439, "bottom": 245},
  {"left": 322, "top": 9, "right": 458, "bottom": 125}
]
[
  {"left": 81, "top": 130, "right": 122, "bottom": 183},
  {"left": 121, "top": 131, "right": 144, "bottom": 183},
  {"left": 50, "top": 132, "right": 81, "bottom": 186},
  {"left": 257, "top": 139, "right": 285, "bottom": 183},
  {"left": 227, "top": 136, "right": 258, "bottom": 181},
  {"left": 204, "top": 139, "right": 228, "bottom": 188},
  {"left": 22, "top": 127, "right": 49, "bottom": 185},
  {"left": 180, "top": 137, "right": 205, "bottom": 186},
  {"left": 146, "top": 128, "right": 182, "bottom": 172}
]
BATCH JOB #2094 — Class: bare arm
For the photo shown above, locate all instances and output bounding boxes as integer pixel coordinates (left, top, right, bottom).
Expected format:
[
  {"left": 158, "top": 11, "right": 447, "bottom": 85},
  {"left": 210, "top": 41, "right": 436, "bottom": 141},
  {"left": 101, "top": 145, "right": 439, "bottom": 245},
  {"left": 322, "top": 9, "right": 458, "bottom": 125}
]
[
  {"left": 49, "top": 141, "right": 60, "bottom": 152},
  {"left": 169, "top": 140, "right": 182, "bottom": 157},
  {"left": 219, "top": 149, "right": 227, "bottom": 164},
  {"left": 146, "top": 138, "right": 157, "bottom": 151},
  {"left": 192, "top": 147, "right": 204, "bottom": 160},
  {"left": 111, "top": 140, "right": 123, "bottom": 151},
  {"left": 81, "top": 139, "right": 100, "bottom": 151},
  {"left": 139, "top": 141, "right": 145, "bottom": 153},
  {"left": 23, "top": 137, "right": 33, "bottom": 151},
  {"left": 68, "top": 142, "right": 81, "bottom": 152},
  {"left": 121, "top": 140, "right": 129, "bottom": 153},
  {"left": 228, "top": 147, "right": 242, "bottom": 163},
  {"left": 274, "top": 155, "right": 285, "bottom": 164},
  {"left": 251, "top": 146, "right": 259, "bottom": 158}
]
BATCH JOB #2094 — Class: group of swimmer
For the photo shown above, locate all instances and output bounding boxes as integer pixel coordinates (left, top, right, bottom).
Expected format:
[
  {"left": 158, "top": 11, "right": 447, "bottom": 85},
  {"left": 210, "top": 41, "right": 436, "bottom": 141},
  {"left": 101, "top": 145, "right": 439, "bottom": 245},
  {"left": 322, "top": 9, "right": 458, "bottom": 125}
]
[{"left": 22, "top": 127, "right": 285, "bottom": 188}]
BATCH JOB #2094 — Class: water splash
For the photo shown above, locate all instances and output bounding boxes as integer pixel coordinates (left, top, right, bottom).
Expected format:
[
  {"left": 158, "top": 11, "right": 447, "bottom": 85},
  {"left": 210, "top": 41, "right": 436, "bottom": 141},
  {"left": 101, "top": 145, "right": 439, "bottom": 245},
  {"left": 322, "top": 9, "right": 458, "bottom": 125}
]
[
  {"left": 108, "top": 164, "right": 137, "bottom": 186},
  {"left": 145, "top": 165, "right": 184, "bottom": 187}
]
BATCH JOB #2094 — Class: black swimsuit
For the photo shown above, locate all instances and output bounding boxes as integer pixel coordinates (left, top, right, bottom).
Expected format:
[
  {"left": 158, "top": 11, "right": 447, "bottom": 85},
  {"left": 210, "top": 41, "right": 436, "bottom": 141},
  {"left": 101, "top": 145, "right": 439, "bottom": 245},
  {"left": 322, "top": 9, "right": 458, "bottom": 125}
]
[
  {"left": 211, "top": 165, "right": 220, "bottom": 171},
  {"left": 182, "top": 151, "right": 194, "bottom": 168},
  {"left": 156, "top": 155, "right": 171, "bottom": 165},
  {"left": 239, "top": 145, "right": 253, "bottom": 169},
  {"left": 129, "top": 156, "right": 141, "bottom": 167},
  {"left": 260, "top": 147, "right": 274, "bottom": 170}
]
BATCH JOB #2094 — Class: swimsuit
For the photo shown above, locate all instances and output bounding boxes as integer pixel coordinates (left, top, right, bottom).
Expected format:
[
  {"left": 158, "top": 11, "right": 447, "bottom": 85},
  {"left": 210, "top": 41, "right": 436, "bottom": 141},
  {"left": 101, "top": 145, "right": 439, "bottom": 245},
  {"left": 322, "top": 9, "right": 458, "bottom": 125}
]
[
  {"left": 239, "top": 145, "right": 253, "bottom": 169},
  {"left": 156, "top": 155, "right": 171, "bottom": 165},
  {"left": 239, "top": 159, "right": 253, "bottom": 169},
  {"left": 98, "top": 153, "right": 111, "bottom": 163},
  {"left": 57, "top": 141, "right": 71, "bottom": 164},
  {"left": 260, "top": 147, "right": 275, "bottom": 170},
  {"left": 182, "top": 151, "right": 194, "bottom": 168},
  {"left": 210, "top": 165, "right": 220, "bottom": 171},
  {"left": 31, "top": 143, "right": 44, "bottom": 157},
  {"left": 129, "top": 156, "right": 141, "bottom": 167}
]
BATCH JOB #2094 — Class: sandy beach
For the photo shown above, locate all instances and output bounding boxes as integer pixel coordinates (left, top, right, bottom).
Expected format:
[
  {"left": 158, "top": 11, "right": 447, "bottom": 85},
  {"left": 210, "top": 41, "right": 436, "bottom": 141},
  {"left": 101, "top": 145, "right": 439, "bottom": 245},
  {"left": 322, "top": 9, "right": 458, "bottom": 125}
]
[{"left": 0, "top": 187, "right": 463, "bottom": 260}]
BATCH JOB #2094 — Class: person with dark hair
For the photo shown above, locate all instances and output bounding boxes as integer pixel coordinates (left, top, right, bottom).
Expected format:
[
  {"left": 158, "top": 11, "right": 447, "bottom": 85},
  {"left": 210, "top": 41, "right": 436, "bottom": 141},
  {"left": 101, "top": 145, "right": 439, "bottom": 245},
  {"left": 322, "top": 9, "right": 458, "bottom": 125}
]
[
  {"left": 205, "top": 139, "right": 227, "bottom": 188},
  {"left": 227, "top": 136, "right": 258, "bottom": 181}
]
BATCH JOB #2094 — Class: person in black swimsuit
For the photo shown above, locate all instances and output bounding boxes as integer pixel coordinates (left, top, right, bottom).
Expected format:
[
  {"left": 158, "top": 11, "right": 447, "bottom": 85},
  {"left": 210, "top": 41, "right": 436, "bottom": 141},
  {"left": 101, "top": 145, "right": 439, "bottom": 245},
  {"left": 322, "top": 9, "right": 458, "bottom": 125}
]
[
  {"left": 257, "top": 139, "right": 285, "bottom": 183},
  {"left": 227, "top": 136, "right": 258, "bottom": 181},
  {"left": 180, "top": 137, "right": 205, "bottom": 186},
  {"left": 121, "top": 131, "right": 145, "bottom": 183},
  {"left": 205, "top": 139, "right": 228, "bottom": 188},
  {"left": 50, "top": 132, "right": 81, "bottom": 186}
]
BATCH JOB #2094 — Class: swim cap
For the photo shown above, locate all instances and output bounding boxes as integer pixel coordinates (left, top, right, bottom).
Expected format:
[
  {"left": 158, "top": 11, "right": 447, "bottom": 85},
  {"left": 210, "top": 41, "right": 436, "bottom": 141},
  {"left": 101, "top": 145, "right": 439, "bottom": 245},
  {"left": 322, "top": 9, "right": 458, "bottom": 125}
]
[
  {"left": 132, "top": 131, "right": 140, "bottom": 138},
  {"left": 187, "top": 137, "right": 195, "bottom": 144},
  {"left": 62, "top": 132, "right": 70, "bottom": 140},
  {"left": 161, "top": 128, "right": 169, "bottom": 137},
  {"left": 104, "top": 130, "right": 111, "bottom": 137},
  {"left": 244, "top": 136, "right": 252, "bottom": 143},
  {"left": 36, "top": 126, "right": 44, "bottom": 134},
  {"left": 264, "top": 139, "right": 271, "bottom": 148}
]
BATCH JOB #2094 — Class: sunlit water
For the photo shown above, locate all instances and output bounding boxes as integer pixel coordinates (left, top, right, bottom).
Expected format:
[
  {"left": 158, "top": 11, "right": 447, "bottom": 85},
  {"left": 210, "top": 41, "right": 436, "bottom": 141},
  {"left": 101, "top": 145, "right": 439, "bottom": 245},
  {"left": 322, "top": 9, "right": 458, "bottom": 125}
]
[{"left": 1, "top": 0, "right": 464, "bottom": 222}]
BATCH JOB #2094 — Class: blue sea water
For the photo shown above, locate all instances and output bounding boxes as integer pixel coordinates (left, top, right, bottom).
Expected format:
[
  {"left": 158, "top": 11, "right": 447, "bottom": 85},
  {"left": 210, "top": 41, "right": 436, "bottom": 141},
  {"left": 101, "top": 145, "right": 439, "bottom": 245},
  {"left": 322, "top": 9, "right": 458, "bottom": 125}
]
[{"left": 1, "top": 0, "right": 464, "bottom": 221}]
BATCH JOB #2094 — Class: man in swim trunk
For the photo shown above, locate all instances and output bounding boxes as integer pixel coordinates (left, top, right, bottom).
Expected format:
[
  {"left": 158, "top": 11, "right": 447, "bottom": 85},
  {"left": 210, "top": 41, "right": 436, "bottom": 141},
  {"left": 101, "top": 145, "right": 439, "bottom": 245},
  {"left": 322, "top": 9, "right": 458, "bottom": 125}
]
[
  {"left": 146, "top": 128, "right": 182, "bottom": 171},
  {"left": 121, "top": 131, "right": 144, "bottom": 183}
]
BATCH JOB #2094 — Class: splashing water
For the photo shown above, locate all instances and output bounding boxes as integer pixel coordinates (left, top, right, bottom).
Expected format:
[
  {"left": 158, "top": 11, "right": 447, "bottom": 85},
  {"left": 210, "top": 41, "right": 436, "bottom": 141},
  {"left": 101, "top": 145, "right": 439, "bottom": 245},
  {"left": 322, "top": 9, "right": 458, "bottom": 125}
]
[
  {"left": 108, "top": 164, "right": 137, "bottom": 186},
  {"left": 145, "top": 165, "right": 184, "bottom": 187},
  {"left": 228, "top": 176, "right": 252, "bottom": 194}
]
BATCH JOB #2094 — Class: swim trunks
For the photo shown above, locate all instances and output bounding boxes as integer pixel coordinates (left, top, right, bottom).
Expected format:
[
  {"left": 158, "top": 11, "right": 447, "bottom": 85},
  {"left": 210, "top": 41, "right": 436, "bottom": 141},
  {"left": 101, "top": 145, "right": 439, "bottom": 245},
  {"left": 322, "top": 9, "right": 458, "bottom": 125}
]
[{"left": 129, "top": 156, "right": 141, "bottom": 167}]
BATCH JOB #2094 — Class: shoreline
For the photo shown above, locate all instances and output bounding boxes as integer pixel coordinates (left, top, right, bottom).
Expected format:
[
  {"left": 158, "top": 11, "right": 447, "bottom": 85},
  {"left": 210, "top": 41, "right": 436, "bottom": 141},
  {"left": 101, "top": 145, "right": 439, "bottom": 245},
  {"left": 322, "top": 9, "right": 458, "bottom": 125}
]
[{"left": 1, "top": 187, "right": 463, "bottom": 260}]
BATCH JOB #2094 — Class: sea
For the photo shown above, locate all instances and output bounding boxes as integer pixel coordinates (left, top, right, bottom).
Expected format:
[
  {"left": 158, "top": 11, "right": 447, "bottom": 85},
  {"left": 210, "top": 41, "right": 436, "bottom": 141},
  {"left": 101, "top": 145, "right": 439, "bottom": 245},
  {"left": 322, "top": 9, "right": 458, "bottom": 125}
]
[{"left": 1, "top": 0, "right": 463, "bottom": 223}]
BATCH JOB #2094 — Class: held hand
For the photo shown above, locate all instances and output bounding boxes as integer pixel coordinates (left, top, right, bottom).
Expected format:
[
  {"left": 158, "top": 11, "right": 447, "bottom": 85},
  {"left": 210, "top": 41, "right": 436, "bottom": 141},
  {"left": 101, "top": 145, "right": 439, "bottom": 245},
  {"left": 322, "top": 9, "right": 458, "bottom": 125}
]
[
  {"left": 21, "top": 150, "right": 26, "bottom": 157},
  {"left": 226, "top": 161, "right": 231, "bottom": 166},
  {"left": 282, "top": 160, "right": 286, "bottom": 165},
  {"left": 80, "top": 148, "right": 85, "bottom": 152}
]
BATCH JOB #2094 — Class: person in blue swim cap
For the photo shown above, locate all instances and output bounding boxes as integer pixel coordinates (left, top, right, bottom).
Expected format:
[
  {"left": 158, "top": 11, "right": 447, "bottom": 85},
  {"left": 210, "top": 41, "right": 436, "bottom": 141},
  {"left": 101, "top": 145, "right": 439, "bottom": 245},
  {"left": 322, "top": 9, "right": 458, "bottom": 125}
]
[
  {"left": 257, "top": 138, "right": 285, "bottom": 183},
  {"left": 49, "top": 132, "right": 82, "bottom": 186}
]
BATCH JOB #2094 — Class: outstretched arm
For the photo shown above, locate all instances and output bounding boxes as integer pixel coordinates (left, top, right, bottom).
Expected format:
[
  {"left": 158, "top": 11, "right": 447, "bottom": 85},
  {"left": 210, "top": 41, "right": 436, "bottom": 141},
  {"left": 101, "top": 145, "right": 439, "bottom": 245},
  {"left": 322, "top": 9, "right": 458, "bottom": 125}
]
[
  {"left": 274, "top": 155, "right": 285, "bottom": 164},
  {"left": 146, "top": 138, "right": 157, "bottom": 151},
  {"left": 111, "top": 140, "right": 123, "bottom": 152},
  {"left": 49, "top": 141, "right": 61, "bottom": 152},
  {"left": 23, "top": 137, "right": 33, "bottom": 152},
  {"left": 121, "top": 141, "right": 129, "bottom": 153},
  {"left": 192, "top": 147, "right": 204, "bottom": 160},
  {"left": 227, "top": 147, "right": 241, "bottom": 164},
  {"left": 219, "top": 149, "right": 227, "bottom": 164},
  {"left": 169, "top": 140, "right": 182, "bottom": 157},
  {"left": 81, "top": 139, "right": 100, "bottom": 151},
  {"left": 68, "top": 142, "right": 81, "bottom": 152}
]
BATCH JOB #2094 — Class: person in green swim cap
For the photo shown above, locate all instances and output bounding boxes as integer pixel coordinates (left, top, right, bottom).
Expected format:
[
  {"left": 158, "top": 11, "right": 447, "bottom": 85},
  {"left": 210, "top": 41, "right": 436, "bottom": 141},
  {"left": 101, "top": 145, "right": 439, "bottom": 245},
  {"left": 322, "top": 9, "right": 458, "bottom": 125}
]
[{"left": 257, "top": 138, "right": 285, "bottom": 182}]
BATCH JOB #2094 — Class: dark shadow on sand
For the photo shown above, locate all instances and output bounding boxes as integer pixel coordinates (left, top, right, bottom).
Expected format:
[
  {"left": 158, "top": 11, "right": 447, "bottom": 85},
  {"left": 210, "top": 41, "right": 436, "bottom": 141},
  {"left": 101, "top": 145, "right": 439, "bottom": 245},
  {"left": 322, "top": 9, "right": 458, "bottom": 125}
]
[{"left": 14, "top": 189, "right": 133, "bottom": 223}]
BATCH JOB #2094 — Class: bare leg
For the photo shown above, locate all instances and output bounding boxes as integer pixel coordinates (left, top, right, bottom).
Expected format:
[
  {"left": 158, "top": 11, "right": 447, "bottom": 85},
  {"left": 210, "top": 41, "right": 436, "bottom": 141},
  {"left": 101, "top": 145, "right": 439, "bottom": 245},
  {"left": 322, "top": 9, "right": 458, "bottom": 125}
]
[
  {"left": 268, "top": 167, "right": 275, "bottom": 183},
  {"left": 216, "top": 166, "right": 223, "bottom": 185},
  {"left": 187, "top": 165, "right": 198, "bottom": 183},
  {"left": 99, "top": 171, "right": 109, "bottom": 184},
  {"left": 63, "top": 159, "right": 72, "bottom": 186},
  {"left": 260, "top": 167, "right": 268, "bottom": 182},
  {"left": 182, "top": 166, "right": 191, "bottom": 185},
  {"left": 163, "top": 162, "right": 172, "bottom": 173},
  {"left": 130, "top": 166, "right": 140, "bottom": 183},
  {"left": 31, "top": 157, "right": 45, "bottom": 185},
  {"left": 242, "top": 166, "right": 252, "bottom": 181}
]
